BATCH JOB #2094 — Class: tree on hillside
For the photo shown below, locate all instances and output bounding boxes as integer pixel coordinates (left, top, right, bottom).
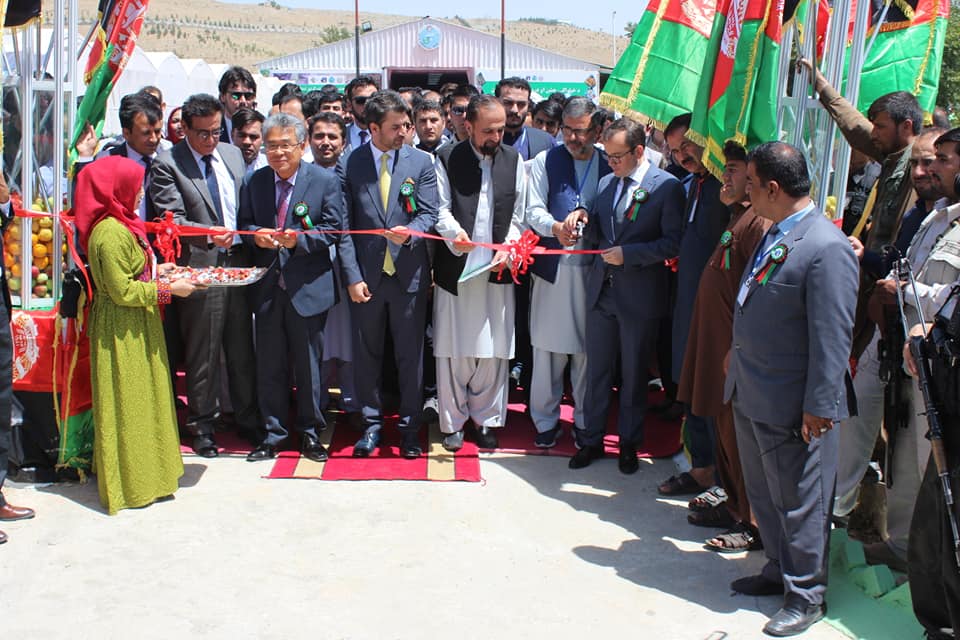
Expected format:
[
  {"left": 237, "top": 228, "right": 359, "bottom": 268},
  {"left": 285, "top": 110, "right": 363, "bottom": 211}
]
[
  {"left": 936, "top": 3, "right": 959, "bottom": 120},
  {"left": 321, "top": 25, "right": 351, "bottom": 43}
]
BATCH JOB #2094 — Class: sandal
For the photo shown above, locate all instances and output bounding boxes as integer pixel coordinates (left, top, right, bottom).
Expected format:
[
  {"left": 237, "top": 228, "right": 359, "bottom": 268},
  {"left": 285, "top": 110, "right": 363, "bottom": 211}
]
[
  {"left": 687, "top": 504, "right": 736, "bottom": 529},
  {"left": 705, "top": 523, "right": 763, "bottom": 553},
  {"left": 658, "top": 472, "right": 706, "bottom": 496},
  {"left": 688, "top": 486, "right": 728, "bottom": 512}
]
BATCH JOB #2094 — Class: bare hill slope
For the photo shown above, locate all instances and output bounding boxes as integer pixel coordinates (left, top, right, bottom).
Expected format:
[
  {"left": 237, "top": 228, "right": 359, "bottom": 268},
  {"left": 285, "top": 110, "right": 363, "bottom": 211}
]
[{"left": 50, "top": 1, "right": 630, "bottom": 69}]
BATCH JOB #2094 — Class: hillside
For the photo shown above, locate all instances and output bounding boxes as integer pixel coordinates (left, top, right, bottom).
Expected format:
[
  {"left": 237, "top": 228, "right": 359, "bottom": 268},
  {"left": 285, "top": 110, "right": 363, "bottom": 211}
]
[{"left": 47, "top": 1, "right": 630, "bottom": 69}]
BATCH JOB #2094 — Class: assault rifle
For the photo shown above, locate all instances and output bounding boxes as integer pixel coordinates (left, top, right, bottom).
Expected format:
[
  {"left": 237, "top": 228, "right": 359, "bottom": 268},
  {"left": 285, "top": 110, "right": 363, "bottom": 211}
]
[
  {"left": 892, "top": 255, "right": 960, "bottom": 569},
  {"left": 880, "top": 246, "right": 909, "bottom": 487}
]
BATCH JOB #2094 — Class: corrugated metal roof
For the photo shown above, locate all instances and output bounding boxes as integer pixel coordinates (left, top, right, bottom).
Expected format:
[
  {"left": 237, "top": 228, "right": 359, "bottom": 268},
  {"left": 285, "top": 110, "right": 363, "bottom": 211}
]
[{"left": 257, "top": 17, "right": 598, "bottom": 72}]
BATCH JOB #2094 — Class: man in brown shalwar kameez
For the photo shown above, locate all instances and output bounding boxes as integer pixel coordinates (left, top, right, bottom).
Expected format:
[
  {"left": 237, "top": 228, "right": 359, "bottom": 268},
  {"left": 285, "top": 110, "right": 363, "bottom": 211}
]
[{"left": 677, "top": 141, "right": 771, "bottom": 551}]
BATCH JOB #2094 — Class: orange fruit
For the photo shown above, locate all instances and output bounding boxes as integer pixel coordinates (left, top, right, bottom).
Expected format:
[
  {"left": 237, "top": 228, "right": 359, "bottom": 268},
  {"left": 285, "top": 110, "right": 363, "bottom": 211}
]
[{"left": 33, "top": 243, "right": 47, "bottom": 258}]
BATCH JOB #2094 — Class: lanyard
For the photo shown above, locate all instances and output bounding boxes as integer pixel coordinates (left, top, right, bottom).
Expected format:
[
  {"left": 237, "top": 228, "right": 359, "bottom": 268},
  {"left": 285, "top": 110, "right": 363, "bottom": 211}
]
[{"left": 573, "top": 152, "right": 597, "bottom": 208}]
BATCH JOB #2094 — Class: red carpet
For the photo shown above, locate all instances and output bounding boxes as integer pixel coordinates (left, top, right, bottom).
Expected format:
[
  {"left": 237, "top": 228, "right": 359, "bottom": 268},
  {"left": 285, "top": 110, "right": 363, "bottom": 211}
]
[{"left": 177, "top": 386, "right": 683, "bottom": 481}]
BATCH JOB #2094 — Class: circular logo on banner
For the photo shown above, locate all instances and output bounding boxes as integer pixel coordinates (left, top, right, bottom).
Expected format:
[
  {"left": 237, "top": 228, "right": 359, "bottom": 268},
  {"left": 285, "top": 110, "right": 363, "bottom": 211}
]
[
  {"left": 417, "top": 25, "right": 442, "bottom": 50},
  {"left": 11, "top": 311, "right": 39, "bottom": 382}
]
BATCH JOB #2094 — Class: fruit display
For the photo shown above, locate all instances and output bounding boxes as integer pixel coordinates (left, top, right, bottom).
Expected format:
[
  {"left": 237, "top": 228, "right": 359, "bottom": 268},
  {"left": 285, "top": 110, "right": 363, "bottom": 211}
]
[{"left": 3, "top": 193, "right": 66, "bottom": 305}]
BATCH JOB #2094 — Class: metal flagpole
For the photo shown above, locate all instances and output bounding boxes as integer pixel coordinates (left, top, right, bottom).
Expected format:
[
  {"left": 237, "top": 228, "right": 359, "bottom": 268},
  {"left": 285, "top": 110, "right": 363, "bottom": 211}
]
[
  {"left": 354, "top": 0, "right": 360, "bottom": 78},
  {"left": 500, "top": 0, "right": 506, "bottom": 81}
]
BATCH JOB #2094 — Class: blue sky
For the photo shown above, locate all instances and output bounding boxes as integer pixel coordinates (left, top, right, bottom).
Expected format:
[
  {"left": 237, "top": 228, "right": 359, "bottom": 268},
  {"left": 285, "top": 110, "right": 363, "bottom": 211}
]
[{"left": 220, "top": 0, "right": 648, "bottom": 35}]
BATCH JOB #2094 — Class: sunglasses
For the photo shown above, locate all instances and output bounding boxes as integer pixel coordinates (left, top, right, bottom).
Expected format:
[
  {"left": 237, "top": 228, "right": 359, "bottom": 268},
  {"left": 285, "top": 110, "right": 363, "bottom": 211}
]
[
  {"left": 450, "top": 106, "right": 467, "bottom": 115},
  {"left": 230, "top": 91, "right": 255, "bottom": 101},
  {"left": 352, "top": 96, "right": 370, "bottom": 105}
]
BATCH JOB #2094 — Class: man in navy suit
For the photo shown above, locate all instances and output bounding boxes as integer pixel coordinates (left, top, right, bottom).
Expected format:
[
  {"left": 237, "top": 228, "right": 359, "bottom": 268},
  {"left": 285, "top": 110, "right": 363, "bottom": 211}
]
[
  {"left": 564, "top": 117, "right": 684, "bottom": 474},
  {"left": 238, "top": 112, "right": 344, "bottom": 463},
  {"left": 339, "top": 90, "right": 439, "bottom": 459}
]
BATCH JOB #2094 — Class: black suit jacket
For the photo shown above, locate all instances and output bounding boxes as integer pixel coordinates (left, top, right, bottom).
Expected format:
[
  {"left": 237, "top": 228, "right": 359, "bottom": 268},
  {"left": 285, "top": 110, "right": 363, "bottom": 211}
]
[{"left": 238, "top": 162, "right": 343, "bottom": 317}]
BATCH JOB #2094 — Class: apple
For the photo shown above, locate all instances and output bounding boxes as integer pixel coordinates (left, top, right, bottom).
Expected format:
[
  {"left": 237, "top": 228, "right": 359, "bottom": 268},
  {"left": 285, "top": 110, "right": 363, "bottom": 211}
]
[
  {"left": 7, "top": 277, "right": 20, "bottom": 291},
  {"left": 33, "top": 284, "right": 47, "bottom": 297},
  {"left": 31, "top": 266, "right": 39, "bottom": 277},
  {"left": 36, "top": 273, "right": 48, "bottom": 284}
]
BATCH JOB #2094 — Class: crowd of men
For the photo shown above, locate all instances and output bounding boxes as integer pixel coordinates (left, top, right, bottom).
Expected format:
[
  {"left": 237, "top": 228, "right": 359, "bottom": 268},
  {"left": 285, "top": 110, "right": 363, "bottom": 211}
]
[{"left": 1, "top": 62, "right": 960, "bottom": 637}]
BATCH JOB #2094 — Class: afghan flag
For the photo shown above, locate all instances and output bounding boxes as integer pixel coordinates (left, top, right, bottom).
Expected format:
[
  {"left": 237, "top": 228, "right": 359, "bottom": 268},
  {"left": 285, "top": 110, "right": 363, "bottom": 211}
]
[
  {"left": 852, "top": 0, "right": 949, "bottom": 114},
  {"left": 688, "top": 0, "right": 785, "bottom": 177},
  {"left": 69, "top": 0, "right": 150, "bottom": 165},
  {"left": 599, "top": 0, "right": 718, "bottom": 129}
]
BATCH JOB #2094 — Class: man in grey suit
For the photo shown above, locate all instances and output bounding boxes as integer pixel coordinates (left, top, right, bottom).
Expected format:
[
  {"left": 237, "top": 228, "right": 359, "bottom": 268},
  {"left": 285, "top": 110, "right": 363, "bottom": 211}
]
[
  {"left": 150, "top": 93, "right": 259, "bottom": 458},
  {"left": 339, "top": 90, "right": 439, "bottom": 459},
  {"left": 564, "top": 117, "right": 684, "bottom": 474},
  {"left": 724, "top": 142, "right": 859, "bottom": 637},
  {"left": 239, "top": 113, "right": 343, "bottom": 463}
]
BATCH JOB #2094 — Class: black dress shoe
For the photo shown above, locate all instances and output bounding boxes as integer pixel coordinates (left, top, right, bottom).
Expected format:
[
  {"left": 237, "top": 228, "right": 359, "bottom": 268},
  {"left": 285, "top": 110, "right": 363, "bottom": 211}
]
[
  {"left": 569, "top": 444, "right": 605, "bottom": 469},
  {"left": 475, "top": 426, "right": 499, "bottom": 450},
  {"left": 246, "top": 443, "right": 277, "bottom": 462},
  {"left": 618, "top": 443, "right": 640, "bottom": 474},
  {"left": 762, "top": 602, "right": 825, "bottom": 637},
  {"left": 730, "top": 574, "right": 785, "bottom": 596},
  {"left": 353, "top": 432, "right": 380, "bottom": 457},
  {"left": 400, "top": 433, "right": 423, "bottom": 459},
  {"left": 192, "top": 435, "right": 219, "bottom": 458},
  {"left": 302, "top": 435, "right": 329, "bottom": 462}
]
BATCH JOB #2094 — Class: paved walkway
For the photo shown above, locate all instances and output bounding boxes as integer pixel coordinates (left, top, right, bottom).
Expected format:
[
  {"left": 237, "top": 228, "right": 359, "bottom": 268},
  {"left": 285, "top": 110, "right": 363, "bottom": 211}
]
[{"left": 1, "top": 453, "right": 849, "bottom": 639}]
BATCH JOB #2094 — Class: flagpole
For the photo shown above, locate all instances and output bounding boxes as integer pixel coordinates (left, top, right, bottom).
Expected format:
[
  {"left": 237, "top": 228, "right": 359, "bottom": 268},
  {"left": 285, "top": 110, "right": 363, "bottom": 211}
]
[
  {"left": 500, "top": 0, "right": 506, "bottom": 80},
  {"left": 354, "top": 0, "right": 360, "bottom": 78}
]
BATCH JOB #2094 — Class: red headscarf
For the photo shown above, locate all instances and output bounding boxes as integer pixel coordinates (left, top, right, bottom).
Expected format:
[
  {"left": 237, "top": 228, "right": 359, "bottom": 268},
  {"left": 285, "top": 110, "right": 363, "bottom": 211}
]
[{"left": 74, "top": 155, "right": 148, "bottom": 253}]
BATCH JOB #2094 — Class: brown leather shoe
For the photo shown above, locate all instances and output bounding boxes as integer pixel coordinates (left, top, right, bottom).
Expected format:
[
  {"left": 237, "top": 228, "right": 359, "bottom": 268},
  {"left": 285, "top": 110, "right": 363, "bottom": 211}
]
[
  {"left": 0, "top": 529, "right": 7, "bottom": 544},
  {"left": 0, "top": 503, "right": 36, "bottom": 521}
]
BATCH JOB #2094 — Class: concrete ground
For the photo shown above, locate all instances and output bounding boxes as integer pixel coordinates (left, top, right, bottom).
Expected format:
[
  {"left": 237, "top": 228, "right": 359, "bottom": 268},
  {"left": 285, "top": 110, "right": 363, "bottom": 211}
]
[{"left": 1, "top": 452, "right": 850, "bottom": 640}]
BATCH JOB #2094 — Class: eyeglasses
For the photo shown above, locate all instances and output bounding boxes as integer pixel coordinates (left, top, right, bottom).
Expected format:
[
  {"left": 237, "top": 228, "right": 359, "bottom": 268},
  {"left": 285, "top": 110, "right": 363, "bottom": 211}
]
[
  {"left": 561, "top": 125, "right": 595, "bottom": 138},
  {"left": 606, "top": 148, "right": 636, "bottom": 162},
  {"left": 230, "top": 92, "right": 255, "bottom": 101},
  {"left": 265, "top": 142, "right": 299, "bottom": 153},
  {"left": 190, "top": 127, "right": 222, "bottom": 141},
  {"left": 450, "top": 106, "right": 467, "bottom": 116},
  {"left": 352, "top": 96, "right": 370, "bottom": 105}
]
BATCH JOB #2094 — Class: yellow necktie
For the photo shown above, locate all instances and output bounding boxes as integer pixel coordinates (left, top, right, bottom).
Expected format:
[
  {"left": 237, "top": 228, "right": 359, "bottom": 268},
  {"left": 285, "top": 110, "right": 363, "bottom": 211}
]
[{"left": 380, "top": 153, "right": 396, "bottom": 275}]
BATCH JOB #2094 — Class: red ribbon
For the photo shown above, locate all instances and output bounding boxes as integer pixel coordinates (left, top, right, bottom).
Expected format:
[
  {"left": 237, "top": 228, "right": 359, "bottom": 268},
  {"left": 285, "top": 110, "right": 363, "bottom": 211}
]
[{"left": 15, "top": 208, "right": 608, "bottom": 287}]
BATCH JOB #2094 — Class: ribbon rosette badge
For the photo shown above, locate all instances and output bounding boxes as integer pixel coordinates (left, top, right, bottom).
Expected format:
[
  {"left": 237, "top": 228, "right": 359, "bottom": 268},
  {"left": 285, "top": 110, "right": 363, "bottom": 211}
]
[
  {"left": 400, "top": 179, "right": 418, "bottom": 215},
  {"left": 627, "top": 188, "right": 649, "bottom": 222},
  {"left": 293, "top": 202, "right": 313, "bottom": 229},
  {"left": 719, "top": 230, "right": 733, "bottom": 271},
  {"left": 755, "top": 243, "right": 789, "bottom": 285}
]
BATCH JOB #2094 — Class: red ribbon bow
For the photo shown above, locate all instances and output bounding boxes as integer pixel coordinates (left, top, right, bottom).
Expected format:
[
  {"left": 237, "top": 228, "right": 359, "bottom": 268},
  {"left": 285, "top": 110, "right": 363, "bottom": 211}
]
[{"left": 147, "top": 211, "right": 182, "bottom": 264}]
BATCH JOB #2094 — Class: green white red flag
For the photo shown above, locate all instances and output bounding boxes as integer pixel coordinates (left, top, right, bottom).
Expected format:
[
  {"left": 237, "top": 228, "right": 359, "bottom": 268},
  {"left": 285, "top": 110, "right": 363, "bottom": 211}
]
[
  {"left": 851, "top": 0, "right": 949, "bottom": 113},
  {"left": 599, "top": 0, "right": 718, "bottom": 129},
  {"left": 688, "top": 0, "right": 785, "bottom": 177},
  {"left": 69, "top": 0, "right": 150, "bottom": 165}
]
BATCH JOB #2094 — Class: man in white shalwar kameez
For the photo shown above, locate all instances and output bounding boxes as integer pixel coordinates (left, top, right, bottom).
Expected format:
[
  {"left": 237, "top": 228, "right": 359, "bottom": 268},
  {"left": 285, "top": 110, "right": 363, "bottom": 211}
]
[
  {"left": 525, "top": 97, "right": 613, "bottom": 448},
  {"left": 432, "top": 95, "right": 526, "bottom": 451}
]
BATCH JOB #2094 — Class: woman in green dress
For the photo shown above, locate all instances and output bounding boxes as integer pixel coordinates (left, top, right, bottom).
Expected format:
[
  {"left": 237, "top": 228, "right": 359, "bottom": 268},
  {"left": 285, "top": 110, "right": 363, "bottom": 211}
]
[{"left": 75, "top": 156, "right": 199, "bottom": 514}]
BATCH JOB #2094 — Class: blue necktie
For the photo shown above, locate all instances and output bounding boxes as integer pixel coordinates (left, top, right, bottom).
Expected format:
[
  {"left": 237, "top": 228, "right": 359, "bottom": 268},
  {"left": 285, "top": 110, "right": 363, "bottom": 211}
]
[{"left": 202, "top": 154, "right": 224, "bottom": 225}]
